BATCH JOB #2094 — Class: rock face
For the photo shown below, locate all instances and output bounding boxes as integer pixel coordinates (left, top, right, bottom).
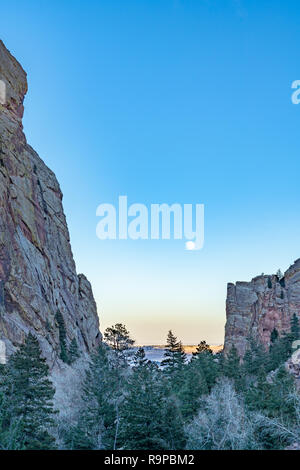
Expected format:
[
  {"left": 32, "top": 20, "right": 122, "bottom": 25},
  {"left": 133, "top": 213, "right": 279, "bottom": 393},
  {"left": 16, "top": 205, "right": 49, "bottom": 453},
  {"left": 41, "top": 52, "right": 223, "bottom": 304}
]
[
  {"left": 224, "top": 259, "right": 300, "bottom": 356},
  {"left": 0, "top": 40, "right": 101, "bottom": 370},
  {"left": 286, "top": 344, "right": 300, "bottom": 382}
]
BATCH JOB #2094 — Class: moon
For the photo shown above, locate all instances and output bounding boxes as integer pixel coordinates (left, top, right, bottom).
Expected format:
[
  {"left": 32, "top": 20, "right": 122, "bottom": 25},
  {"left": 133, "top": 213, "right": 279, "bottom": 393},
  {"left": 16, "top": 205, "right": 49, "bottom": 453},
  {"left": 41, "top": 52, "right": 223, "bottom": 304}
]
[{"left": 185, "top": 241, "right": 196, "bottom": 251}]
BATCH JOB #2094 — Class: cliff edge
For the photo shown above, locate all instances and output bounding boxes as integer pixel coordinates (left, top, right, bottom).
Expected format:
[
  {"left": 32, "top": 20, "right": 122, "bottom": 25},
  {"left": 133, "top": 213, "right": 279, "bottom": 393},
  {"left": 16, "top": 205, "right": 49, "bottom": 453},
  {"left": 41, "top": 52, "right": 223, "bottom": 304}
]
[{"left": 0, "top": 40, "right": 101, "bottom": 378}]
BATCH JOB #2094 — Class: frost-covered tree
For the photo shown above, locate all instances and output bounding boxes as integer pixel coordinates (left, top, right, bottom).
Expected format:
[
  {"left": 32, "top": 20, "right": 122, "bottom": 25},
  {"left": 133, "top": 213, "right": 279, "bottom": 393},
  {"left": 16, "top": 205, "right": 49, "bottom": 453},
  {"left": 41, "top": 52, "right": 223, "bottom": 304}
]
[{"left": 185, "top": 379, "right": 254, "bottom": 450}]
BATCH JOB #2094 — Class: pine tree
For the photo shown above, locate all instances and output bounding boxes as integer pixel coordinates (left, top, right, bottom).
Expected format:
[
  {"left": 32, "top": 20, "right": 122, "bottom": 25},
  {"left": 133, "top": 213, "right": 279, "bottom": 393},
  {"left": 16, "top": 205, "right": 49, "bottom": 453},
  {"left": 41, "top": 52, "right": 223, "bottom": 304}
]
[
  {"left": 119, "top": 349, "right": 166, "bottom": 449},
  {"left": 270, "top": 328, "right": 279, "bottom": 345},
  {"left": 267, "top": 331, "right": 293, "bottom": 372},
  {"left": 161, "top": 331, "right": 186, "bottom": 375},
  {"left": 245, "top": 366, "right": 271, "bottom": 414},
  {"left": 65, "top": 344, "right": 112, "bottom": 449},
  {"left": 243, "top": 337, "right": 266, "bottom": 378},
  {"left": 161, "top": 394, "right": 186, "bottom": 450},
  {"left": 7, "top": 334, "right": 57, "bottom": 449},
  {"left": 68, "top": 338, "right": 80, "bottom": 364},
  {"left": 223, "top": 345, "right": 243, "bottom": 390},
  {"left": 223, "top": 345, "right": 240, "bottom": 378},
  {"left": 104, "top": 323, "right": 135, "bottom": 352},
  {"left": 193, "top": 340, "right": 212, "bottom": 356},
  {"left": 55, "top": 310, "right": 68, "bottom": 363},
  {"left": 0, "top": 363, "right": 23, "bottom": 449},
  {"left": 276, "top": 269, "right": 283, "bottom": 280},
  {"left": 191, "top": 350, "right": 219, "bottom": 392},
  {"left": 65, "top": 342, "right": 128, "bottom": 450},
  {"left": 133, "top": 346, "right": 149, "bottom": 367},
  {"left": 270, "top": 366, "right": 296, "bottom": 422},
  {"left": 118, "top": 347, "right": 186, "bottom": 450},
  {"left": 178, "top": 359, "right": 208, "bottom": 420},
  {"left": 245, "top": 364, "right": 296, "bottom": 448},
  {"left": 291, "top": 313, "right": 300, "bottom": 341}
]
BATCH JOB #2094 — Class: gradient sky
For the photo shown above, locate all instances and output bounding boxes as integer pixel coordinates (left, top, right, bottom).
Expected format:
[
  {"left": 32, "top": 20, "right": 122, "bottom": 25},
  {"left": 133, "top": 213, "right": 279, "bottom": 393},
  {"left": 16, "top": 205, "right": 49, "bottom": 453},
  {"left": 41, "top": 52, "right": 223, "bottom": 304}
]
[{"left": 2, "top": 0, "right": 300, "bottom": 345}]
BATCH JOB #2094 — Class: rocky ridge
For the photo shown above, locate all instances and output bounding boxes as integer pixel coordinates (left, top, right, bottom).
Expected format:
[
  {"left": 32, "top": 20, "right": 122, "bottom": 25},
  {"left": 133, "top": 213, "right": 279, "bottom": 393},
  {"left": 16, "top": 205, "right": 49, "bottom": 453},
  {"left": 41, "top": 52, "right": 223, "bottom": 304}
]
[
  {"left": 224, "top": 258, "right": 300, "bottom": 357},
  {"left": 0, "top": 40, "right": 101, "bottom": 387}
]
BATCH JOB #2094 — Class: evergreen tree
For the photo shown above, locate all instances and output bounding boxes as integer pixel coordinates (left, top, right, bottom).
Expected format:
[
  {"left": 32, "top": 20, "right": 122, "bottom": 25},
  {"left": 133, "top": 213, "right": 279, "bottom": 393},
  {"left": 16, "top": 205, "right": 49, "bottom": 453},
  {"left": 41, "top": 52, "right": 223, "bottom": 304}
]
[
  {"left": 291, "top": 313, "right": 300, "bottom": 341},
  {"left": 245, "top": 365, "right": 296, "bottom": 449},
  {"left": 161, "top": 331, "right": 186, "bottom": 377},
  {"left": 270, "top": 328, "right": 279, "bottom": 345},
  {"left": 245, "top": 366, "right": 272, "bottom": 414},
  {"left": 119, "top": 349, "right": 169, "bottom": 449},
  {"left": 193, "top": 340, "right": 212, "bottom": 356},
  {"left": 161, "top": 331, "right": 187, "bottom": 397},
  {"left": 243, "top": 337, "right": 266, "bottom": 378},
  {"left": 161, "top": 394, "right": 186, "bottom": 450},
  {"left": 68, "top": 338, "right": 80, "bottom": 364},
  {"left": 267, "top": 331, "right": 293, "bottom": 372},
  {"left": 191, "top": 350, "right": 219, "bottom": 392},
  {"left": 66, "top": 341, "right": 129, "bottom": 450},
  {"left": 104, "top": 323, "right": 135, "bottom": 352},
  {"left": 55, "top": 310, "right": 68, "bottom": 363},
  {"left": 178, "top": 360, "right": 208, "bottom": 420},
  {"left": 7, "top": 334, "right": 57, "bottom": 449},
  {"left": 223, "top": 345, "right": 242, "bottom": 388},
  {"left": 245, "top": 365, "right": 295, "bottom": 419},
  {"left": 0, "top": 364, "right": 23, "bottom": 450}
]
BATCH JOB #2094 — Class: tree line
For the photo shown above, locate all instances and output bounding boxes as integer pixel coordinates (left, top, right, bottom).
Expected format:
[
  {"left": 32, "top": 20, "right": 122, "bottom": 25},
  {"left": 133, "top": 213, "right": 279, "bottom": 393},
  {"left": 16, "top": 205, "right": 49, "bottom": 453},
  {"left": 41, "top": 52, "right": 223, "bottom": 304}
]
[{"left": 0, "top": 314, "right": 299, "bottom": 450}]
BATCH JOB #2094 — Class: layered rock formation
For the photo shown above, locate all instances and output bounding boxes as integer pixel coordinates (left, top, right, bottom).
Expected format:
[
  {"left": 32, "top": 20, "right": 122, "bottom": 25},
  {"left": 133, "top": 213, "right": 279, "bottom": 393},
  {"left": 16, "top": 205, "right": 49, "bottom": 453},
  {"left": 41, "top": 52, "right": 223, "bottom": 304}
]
[
  {"left": 224, "top": 259, "right": 300, "bottom": 356},
  {"left": 0, "top": 40, "right": 101, "bottom": 373}
]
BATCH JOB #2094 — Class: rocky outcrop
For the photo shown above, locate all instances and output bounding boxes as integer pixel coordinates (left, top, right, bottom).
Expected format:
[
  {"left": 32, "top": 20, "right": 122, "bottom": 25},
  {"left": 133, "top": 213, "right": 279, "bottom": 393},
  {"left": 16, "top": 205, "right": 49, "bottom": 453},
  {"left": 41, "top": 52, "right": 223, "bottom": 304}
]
[
  {"left": 287, "top": 343, "right": 300, "bottom": 383},
  {"left": 0, "top": 40, "right": 101, "bottom": 373},
  {"left": 224, "top": 259, "right": 300, "bottom": 356}
]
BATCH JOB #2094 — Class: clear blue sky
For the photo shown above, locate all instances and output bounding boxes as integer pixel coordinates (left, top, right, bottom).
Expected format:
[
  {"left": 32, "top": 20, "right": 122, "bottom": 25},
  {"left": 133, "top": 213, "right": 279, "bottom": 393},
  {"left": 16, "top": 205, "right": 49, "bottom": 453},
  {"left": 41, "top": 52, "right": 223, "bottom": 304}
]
[{"left": 2, "top": 0, "right": 300, "bottom": 344}]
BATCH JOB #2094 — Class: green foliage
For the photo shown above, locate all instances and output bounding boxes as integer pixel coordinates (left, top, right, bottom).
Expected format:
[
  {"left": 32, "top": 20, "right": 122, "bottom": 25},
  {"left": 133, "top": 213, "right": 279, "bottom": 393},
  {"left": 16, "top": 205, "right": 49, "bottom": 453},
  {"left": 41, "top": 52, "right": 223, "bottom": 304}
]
[
  {"left": 191, "top": 350, "right": 219, "bottom": 392},
  {"left": 55, "top": 310, "right": 69, "bottom": 363},
  {"left": 270, "top": 328, "right": 279, "bottom": 345},
  {"left": 161, "top": 331, "right": 186, "bottom": 376},
  {"left": 68, "top": 338, "right": 80, "bottom": 364},
  {"left": 267, "top": 331, "right": 293, "bottom": 372},
  {"left": 104, "top": 323, "right": 135, "bottom": 352},
  {"left": 291, "top": 313, "right": 300, "bottom": 341},
  {"left": 279, "top": 277, "right": 286, "bottom": 288},
  {"left": 267, "top": 277, "right": 272, "bottom": 289},
  {"left": 222, "top": 345, "right": 243, "bottom": 389},
  {"left": 243, "top": 338, "right": 266, "bottom": 379},
  {"left": 65, "top": 341, "right": 129, "bottom": 450},
  {"left": 178, "top": 359, "right": 208, "bottom": 420},
  {"left": 4, "top": 334, "right": 56, "bottom": 449},
  {"left": 280, "top": 290, "right": 284, "bottom": 299},
  {"left": 193, "top": 340, "right": 212, "bottom": 355},
  {"left": 0, "top": 364, "right": 24, "bottom": 449},
  {"left": 119, "top": 348, "right": 185, "bottom": 449},
  {"left": 63, "top": 344, "right": 113, "bottom": 449},
  {"left": 0, "top": 320, "right": 299, "bottom": 451}
]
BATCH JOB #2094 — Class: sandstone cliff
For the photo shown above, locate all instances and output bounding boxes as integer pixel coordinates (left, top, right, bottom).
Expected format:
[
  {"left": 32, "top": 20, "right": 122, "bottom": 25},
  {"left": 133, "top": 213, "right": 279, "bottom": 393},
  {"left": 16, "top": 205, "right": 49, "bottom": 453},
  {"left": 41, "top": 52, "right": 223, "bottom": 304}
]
[
  {"left": 224, "top": 259, "right": 300, "bottom": 356},
  {"left": 0, "top": 40, "right": 101, "bottom": 375}
]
